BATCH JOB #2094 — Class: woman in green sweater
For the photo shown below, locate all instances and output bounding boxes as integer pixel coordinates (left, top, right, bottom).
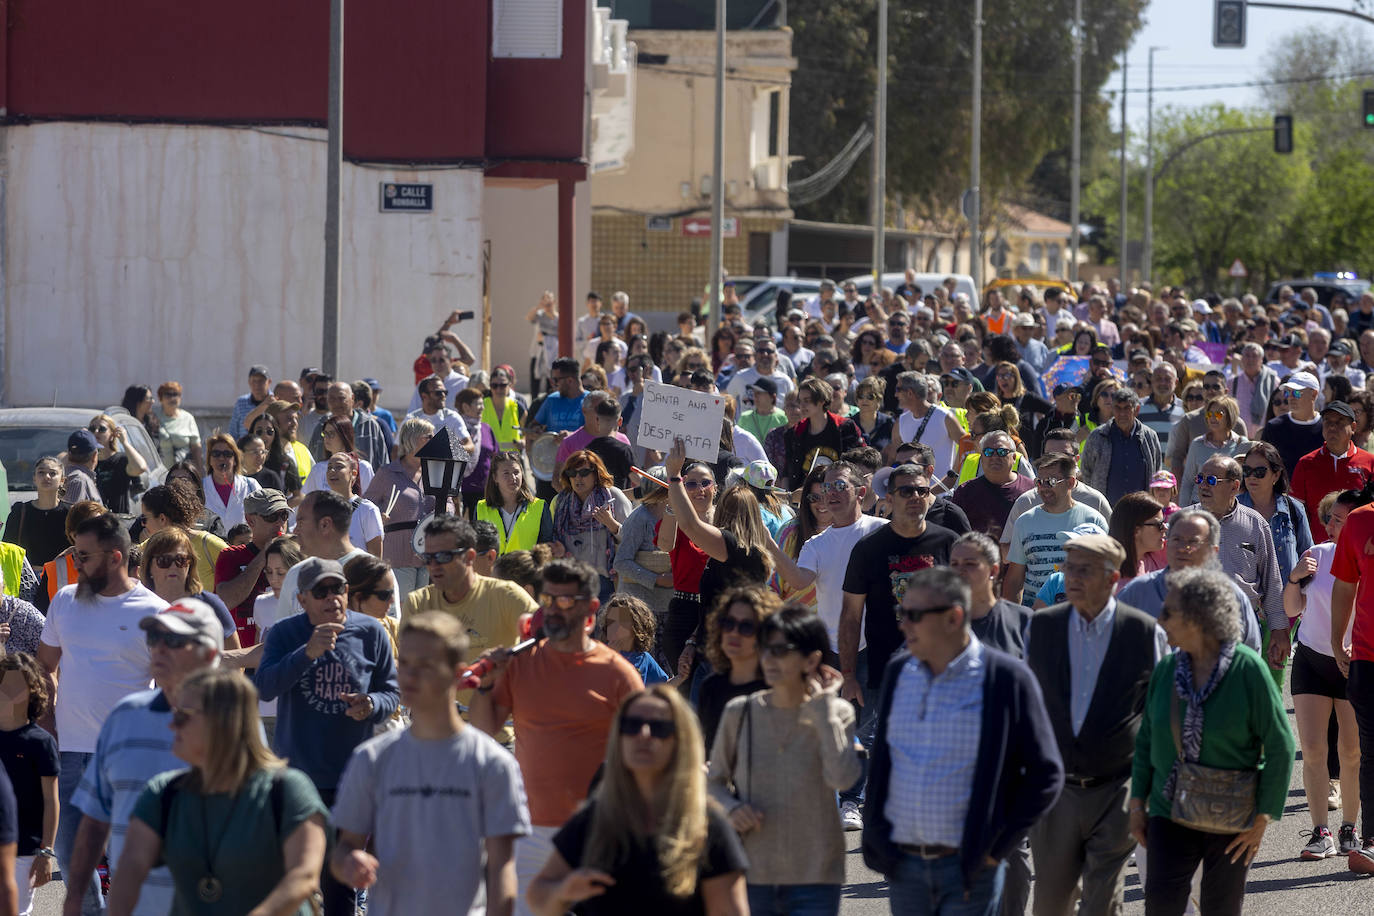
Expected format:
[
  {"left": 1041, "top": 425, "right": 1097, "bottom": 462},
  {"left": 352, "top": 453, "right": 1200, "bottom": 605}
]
[{"left": 1129, "top": 566, "right": 1295, "bottom": 916}]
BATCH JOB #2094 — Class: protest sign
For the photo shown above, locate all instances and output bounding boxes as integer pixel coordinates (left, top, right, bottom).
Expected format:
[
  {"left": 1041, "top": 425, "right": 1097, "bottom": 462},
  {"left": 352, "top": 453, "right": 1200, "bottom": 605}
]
[{"left": 635, "top": 380, "right": 726, "bottom": 462}]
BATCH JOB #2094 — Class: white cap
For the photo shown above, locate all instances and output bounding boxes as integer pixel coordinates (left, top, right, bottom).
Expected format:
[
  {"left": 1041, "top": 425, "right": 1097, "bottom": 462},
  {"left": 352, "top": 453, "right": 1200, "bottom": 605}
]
[{"left": 1281, "top": 371, "right": 1319, "bottom": 392}]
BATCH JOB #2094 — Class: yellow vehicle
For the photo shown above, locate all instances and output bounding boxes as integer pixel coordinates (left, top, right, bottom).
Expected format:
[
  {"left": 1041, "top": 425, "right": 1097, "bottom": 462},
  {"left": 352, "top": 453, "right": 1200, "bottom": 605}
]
[{"left": 983, "top": 275, "right": 1074, "bottom": 300}]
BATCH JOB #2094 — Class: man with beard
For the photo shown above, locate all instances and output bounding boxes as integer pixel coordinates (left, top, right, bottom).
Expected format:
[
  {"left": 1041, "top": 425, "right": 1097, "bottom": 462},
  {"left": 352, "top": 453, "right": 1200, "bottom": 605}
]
[
  {"left": 37, "top": 513, "right": 167, "bottom": 915},
  {"left": 469, "top": 558, "right": 643, "bottom": 916}
]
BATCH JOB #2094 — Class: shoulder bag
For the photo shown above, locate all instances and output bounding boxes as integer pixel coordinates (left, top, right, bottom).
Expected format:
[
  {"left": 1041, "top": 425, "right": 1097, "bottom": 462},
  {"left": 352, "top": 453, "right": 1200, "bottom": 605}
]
[{"left": 1168, "top": 692, "right": 1257, "bottom": 834}]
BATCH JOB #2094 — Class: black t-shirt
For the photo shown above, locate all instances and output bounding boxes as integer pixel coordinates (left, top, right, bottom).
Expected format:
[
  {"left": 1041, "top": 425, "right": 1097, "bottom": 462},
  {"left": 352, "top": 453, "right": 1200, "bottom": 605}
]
[
  {"left": 969, "top": 600, "right": 1032, "bottom": 660},
  {"left": 1261, "top": 414, "right": 1325, "bottom": 477},
  {"left": 2, "top": 503, "right": 69, "bottom": 568},
  {"left": 842, "top": 522, "right": 957, "bottom": 687},
  {"left": 926, "top": 497, "right": 970, "bottom": 535},
  {"left": 695, "top": 674, "right": 765, "bottom": 755},
  {"left": 698, "top": 531, "right": 769, "bottom": 627},
  {"left": 0, "top": 723, "right": 56, "bottom": 854},
  {"left": 553, "top": 799, "right": 748, "bottom": 916},
  {"left": 782, "top": 415, "right": 862, "bottom": 486},
  {"left": 94, "top": 453, "right": 139, "bottom": 514},
  {"left": 249, "top": 467, "right": 286, "bottom": 494},
  {"left": 950, "top": 475, "right": 1035, "bottom": 541},
  {"left": 586, "top": 436, "right": 635, "bottom": 491}
]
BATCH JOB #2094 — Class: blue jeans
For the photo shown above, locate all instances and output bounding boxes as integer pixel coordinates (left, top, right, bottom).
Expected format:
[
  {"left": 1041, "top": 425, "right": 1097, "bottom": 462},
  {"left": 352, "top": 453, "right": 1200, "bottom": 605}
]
[
  {"left": 57, "top": 751, "right": 102, "bottom": 915},
  {"left": 747, "top": 883, "right": 841, "bottom": 915},
  {"left": 888, "top": 853, "right": 1004, "bottom": 916},
  {"left": 839, "top": 649, "right": 879, "bottom": 806}
]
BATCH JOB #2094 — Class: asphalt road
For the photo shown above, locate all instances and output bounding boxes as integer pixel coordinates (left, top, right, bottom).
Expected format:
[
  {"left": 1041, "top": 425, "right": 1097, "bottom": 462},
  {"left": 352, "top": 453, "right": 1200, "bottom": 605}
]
[{"left": 23, "top": 690, "right": 1374, "bottom": 915}]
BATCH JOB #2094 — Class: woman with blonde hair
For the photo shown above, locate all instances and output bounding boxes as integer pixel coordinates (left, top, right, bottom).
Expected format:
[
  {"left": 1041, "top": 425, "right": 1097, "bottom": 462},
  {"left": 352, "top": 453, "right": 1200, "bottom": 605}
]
[
  {"left": 1179, "top": 395, "right": 1248, "bottom": 505},
  {"left": 528, "top": 685, "right": 748, "bottom": 916},
  {"left": 110, "top": 668, "right": 329, "bottom": 916}
]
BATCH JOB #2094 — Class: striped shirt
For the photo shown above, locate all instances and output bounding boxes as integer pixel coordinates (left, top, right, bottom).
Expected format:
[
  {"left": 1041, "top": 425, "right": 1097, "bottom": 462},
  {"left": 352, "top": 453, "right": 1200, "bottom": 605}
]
[
  {"left": 884, "top": 637, "right": 986, "bottom": 847},
  {"left": 71, "top": 689, "right": 177, "bottom": 916},
  {"left": 1204, "top": 500, "right": 1288, "bottom": 630},
  {"left": 1137, "top": 396, "right": 1184, "bottom": 450}
]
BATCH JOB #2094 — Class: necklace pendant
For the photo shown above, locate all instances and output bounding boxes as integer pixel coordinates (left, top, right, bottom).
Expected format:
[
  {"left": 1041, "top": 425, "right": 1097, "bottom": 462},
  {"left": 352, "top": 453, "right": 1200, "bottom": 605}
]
[{"left": 197, "top": 875, "right": 223, "bottom": 903}]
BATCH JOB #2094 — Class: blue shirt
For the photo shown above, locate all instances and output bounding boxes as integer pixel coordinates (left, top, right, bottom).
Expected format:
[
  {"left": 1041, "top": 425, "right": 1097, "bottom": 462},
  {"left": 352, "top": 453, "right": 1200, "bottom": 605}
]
[
  {"left": 228, "top": 393, "right": 264, "bottom": 440},
  {"left": 1106, "top": 423, "right": 1147, "bottom": 506},
  {"left": 254, "top": 611, "right": 400, "bottom": 791},
  {"left": 1068, "top": 599, "right": 1116, "bottom": 735},
  {"left": 622, "top": 650, "right": 669, "bottom": 685},
  {"left": 534, "top": 391, "right": 587, "bottom": 434},
  {"left": 1116, "top": 568, "right": 1262, "bottom": 652},
  {"left": 884, "top": 637, "right": 986, "bottom": 847}
]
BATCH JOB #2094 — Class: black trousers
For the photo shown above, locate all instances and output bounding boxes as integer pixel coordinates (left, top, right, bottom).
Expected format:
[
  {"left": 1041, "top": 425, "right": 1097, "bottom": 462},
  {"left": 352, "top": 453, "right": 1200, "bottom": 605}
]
[
  {"left": 1143, "top": 816, "right": 1250, "bottom": 916},
  {"left": 662, "top": 595, "right": 702, "bottom": 679},
  {"left": 1348, "top": 659, "right": 1374, "bottom": 837}
]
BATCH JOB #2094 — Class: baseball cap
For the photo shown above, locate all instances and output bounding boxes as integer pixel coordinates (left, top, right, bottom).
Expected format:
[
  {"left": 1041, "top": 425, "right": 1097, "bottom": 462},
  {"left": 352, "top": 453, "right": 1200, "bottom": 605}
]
[
  {"left": 1057, "top": 522, "right": 1107, "bottom": 545},
  {"left": 1063, "top": 532, "right": 1126, "bottom": 568},
  {"left": 749, "top": 376, "right": 779, "bottom": 398},
  {"left": 242, "top": 488, "right": 289, "bottom": 518},
  {"left": 68, "top": 429, "right": 98, "bottom": 455},
  {"left": 742, "top": 459, "right": 781, "bottom": 491},
  {"left": 1190, "top": 299, "right": 1212, "bottom": 315},
  {"left": 1279, "top": 333, "right": 1302, "bottom": 348},
  {"left": 248, "top": 364, "right": 271, "bottom": 379},
  {"left": 295, "top": 557, "right": 346, "bottom": 594},
  {"left": 1013, "top": 312, "right": 1036, "bottom": 328},
  {"left": 1322, "top": 400, "right": 1357, "bottom": 421},
  {"left": 1150, "top": 470, "right": 1177, "bottom": 489},
  {"left": 1330, "top": 340, "right": 1353, "bottom": 357},
  {"left": 1053, "top": 383, "right": 1082, "bottom": 397},
  {"left": 299, "top": 366, "right": 322, "bottom": 379},
  {"left": 140, "top": 597, "right": 224, "bottom": 650},
  {"left": 362, "top": 377, "right": 382, "bottom": 390},
  {"left": 1281, "top": 371, "right": 1319, "bottom": 392},
  {"left": 943, "top": 367, "right": 976, "bottom": 386}
]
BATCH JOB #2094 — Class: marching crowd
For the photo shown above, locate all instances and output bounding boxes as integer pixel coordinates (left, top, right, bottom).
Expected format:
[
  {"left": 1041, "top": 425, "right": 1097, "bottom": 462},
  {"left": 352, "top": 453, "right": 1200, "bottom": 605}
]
[{"left": 7, "top": 276, "right": 1374, "bottom": 915}]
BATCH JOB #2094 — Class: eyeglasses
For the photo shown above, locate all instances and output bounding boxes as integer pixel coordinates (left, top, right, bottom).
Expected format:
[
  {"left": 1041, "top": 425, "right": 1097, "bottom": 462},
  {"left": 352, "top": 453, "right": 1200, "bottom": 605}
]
[
  {"left": 170, "top": 708, "right": 202, "bottom": 729},
  {"left": 153, "top": 554, "right": 191, "bottom": 570},
  {"left": 897, "top": 603, "right": 954, "bottom": 624},
  {"left": 363, "top": 588, "right": 395, "bottom": 602},
  {"left": 804, "top": 491, "right": 825, "bottom": 504},
  {"left": 209, "top": 449, "right": 235, "bottom": 459},
  {"left": 982, "top": 447, "right": 1012, "bottom": 458},
  {"left": 567, "top": 467, "right": 596, "bottom": 479},
  {"left": 1204, "top": 411, "right": 1226, "bottom": 421},
  {"left": 1138, "top": 519, "right": 1167, "bottom": 530},
  {"left": 1035, "top": 476, "right": 1066, "bottom": 488},
  {"left": 717, "top": 617, "right": 758, "bottom": 637},
  {"left": 420, "top": 550, "right": 460, "bottom": 565},
  {"left": 1184, "top": 394, "right": 1205, "bottom": 403},
  {"left": 88, "top": 425, "right": 108, "bottom": 434},
  {"left": 996, "top": 371, "right": 1018, "bottom": 380},
  {"left": 491, "top": 381, "right": 510, "bottom": 388},
  {"left": 1168, "top": 535, "right": 1207, "bottom": 550},
  {"left": 1242, "top": 466, "right": 1271, "bottom": 479},
  {"left": 619, "top": 716, "right": 676, "bottom": 739},
  {"left": 147, "top": 630, "right": 197, "bottom": 650},
  {"left": 682, "top": 479, "right": 714, "bottom": 492},
  {"left": 761, "top": 641, "right": 799, "bottom": 658},
  {"left": 820, "top": 479, "right": 853, "bottom": 495},
  {"left": 539, "top": 593, "right": 590, "bottom": 609},
  {"left": 757, "top": 349, "right": 776, "bottom": 356},
  {"left": 255, "top": 426, "right": 276, "bottom": 437},
  {"left": 891, "top": 484, "right": 932, "bottom": 499},
  {"left": 310, "top": 582, "right": 347, "bottom": 599},
  {"left": 1194, "top": 474, "right": 1236, "bottom": 486}
]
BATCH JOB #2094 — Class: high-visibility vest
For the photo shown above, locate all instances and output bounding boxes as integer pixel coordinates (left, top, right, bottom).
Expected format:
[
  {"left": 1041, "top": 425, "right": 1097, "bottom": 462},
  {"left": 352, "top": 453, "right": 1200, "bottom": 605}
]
[
  {"left": 0, "top": 544, "right": 24, "bottom": 598},
  {"left": 481, "top": 398, "right": 524, "bottom": 452},
  {"left": 43, "top": 553, "right": 77, "bottom": 601},
  {"left": 475, "top": 499, "right": 545, "bottom": 554}
]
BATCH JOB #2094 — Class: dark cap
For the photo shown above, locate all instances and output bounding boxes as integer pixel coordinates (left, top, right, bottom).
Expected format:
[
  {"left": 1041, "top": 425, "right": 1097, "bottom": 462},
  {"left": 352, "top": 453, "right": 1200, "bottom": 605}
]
[
  {"left": 67, "top": 429, "right": 98, "bottom": 455},
  {"left": 248, "top": 364, "right": 270, "bottom": 379},
  {"left": 1322, "top": 401, "right": 1357, "bottom": 421},
  {"left": 1053, "top": 383, "right": 1082, "bottom": 398},
  {"left": 942, "top": 367, "right": 976, "bottom": 386},
  {"left": 749, "top": 376, "right": 779, "bottom": 397},
  {"left": 1330, "top": 340, "right": 1353, "bottom": 357},
  {"left": 299, "top": 366, "right": 322, "bottom": 378},
  {"left": 295, "top": 557, "right": 346, "bottom": 594},
  {"left": 362, "top": 377, "right": 382, "bottom": 390},
  {"left": 1280, "top": 333, "right": 1302, "bottom": 348},
  {"left": 242, "top": 488, "right": 289, "bottom": 517}
]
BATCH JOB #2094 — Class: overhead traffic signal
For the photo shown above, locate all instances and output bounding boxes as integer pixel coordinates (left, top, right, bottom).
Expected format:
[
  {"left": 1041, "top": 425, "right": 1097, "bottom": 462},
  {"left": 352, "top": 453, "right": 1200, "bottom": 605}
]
[
  {"left": 1214, "top": 0, "right": 1246, "bottom": 48},
  {"left": 1273, "top": 115, "right": 1292, "bottom": 154},
  {"left": 1364, "top": 90, "right": 1374, "bottom": 128}
]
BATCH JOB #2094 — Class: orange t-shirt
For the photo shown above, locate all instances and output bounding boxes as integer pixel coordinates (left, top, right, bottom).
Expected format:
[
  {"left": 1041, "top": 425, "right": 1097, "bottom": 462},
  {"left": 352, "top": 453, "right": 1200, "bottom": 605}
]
[{"left": 492, "top": 640, "right": 644, "bottom": 826}]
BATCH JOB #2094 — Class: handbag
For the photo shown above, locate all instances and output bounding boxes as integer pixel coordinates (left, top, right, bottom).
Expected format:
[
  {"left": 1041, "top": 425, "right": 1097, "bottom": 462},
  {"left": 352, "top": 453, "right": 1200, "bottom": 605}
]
[{"left": 1168, "top": 692, "right": 1258, "bottom": 834}]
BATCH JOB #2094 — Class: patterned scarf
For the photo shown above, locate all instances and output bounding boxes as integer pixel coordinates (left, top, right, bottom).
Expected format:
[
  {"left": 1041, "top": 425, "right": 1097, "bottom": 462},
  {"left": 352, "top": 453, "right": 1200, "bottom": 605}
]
[
  {"left": 553, "top": 486, "right": 615, "bottom": 571},
  {"left": 1163, "top": 640, "right": 1237, "bottom": 801}
]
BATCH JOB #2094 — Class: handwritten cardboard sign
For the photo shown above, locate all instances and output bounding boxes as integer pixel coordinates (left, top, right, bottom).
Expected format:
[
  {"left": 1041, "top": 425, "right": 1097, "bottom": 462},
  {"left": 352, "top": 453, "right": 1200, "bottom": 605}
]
[{"left": 635, "top": 380, "right": 725, "bottom": 462}]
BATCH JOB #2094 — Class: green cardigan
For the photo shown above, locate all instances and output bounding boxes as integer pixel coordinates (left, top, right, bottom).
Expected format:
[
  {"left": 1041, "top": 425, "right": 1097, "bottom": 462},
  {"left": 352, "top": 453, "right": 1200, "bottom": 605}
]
[{"left": 1131, "top": 644, "right": 1295, "bottom": 821}]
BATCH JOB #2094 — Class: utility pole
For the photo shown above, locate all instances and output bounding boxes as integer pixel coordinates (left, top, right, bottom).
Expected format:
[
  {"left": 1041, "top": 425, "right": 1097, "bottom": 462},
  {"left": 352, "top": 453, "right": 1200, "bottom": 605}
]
[
  {"left": 1069, "top": 0, "right": 1082, "bottom": 283},
  {"left": 321, "top": 0, "right": 343, "bottom": 377},
  {"left": 872, "top": 0, "right": 888, "bottom": 286},
  {"left": 705, "top": 0, "right": 726, "bottom": 341},
  {"left": 1143, "top": 46, "right": 1164, "bottom": 288},
  {"left": 970, "top": 0, "right": 983, "bottom": 295},
  {"left": 1118, "top": 52, "right": 1129, "bottom": 292}
]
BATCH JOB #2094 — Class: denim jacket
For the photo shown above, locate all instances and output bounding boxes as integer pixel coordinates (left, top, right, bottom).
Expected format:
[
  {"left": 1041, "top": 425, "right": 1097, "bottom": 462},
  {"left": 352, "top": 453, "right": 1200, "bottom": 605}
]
[{"left": 1238, "top": 491, "right": 1313, "bottom": 584}]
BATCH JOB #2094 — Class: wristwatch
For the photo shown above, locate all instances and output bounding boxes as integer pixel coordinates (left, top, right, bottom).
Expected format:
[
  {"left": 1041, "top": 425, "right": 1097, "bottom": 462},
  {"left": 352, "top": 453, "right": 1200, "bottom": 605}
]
[{"left": 37, "top": 847, "right": 55, "bottom": 860}]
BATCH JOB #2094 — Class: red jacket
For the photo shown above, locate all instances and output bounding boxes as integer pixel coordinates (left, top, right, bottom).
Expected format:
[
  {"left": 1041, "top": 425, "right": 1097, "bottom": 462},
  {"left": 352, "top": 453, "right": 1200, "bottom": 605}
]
[{"left": 1291, "top": 442, "right": 1374, "bottom": 541}]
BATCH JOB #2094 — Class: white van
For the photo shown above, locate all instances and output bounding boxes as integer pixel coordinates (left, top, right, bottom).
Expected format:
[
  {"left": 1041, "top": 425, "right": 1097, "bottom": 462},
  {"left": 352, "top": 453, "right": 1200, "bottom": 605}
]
[{"left": 843, "top": 271, "right": 978, "bottom": 305}]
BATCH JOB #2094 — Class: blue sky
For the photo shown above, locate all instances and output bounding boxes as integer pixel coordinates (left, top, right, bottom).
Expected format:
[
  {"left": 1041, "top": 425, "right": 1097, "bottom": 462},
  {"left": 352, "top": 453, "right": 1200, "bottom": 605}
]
[{"left": 1113, "top": 0, "right": 1352, "bottom": 130}]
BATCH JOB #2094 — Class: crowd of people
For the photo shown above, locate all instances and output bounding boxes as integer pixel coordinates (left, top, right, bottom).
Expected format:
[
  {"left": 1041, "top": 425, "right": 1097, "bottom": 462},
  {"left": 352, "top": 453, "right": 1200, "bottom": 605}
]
[{"left": 4, "top": 278, "right": 1374, "bottom": 915}]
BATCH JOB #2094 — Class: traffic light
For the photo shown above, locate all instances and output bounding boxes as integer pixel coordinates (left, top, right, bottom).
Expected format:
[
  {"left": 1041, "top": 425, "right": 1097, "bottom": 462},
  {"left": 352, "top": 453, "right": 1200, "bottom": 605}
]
[
  {"left": 1363, "top": 90, "right": 1374, "bottom": 128},
  {"left": 1214, "top": 0, "right": 1246, "bottom": 48},
  {"left": 1274, "top": 115, "right": 1292, "bottom": 154}
]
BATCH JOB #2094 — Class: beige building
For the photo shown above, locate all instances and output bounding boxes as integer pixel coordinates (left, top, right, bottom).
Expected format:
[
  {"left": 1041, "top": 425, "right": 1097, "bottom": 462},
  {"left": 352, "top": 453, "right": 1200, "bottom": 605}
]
[{"left": 590, "top": 27, "right": 795, "bottom": 314}]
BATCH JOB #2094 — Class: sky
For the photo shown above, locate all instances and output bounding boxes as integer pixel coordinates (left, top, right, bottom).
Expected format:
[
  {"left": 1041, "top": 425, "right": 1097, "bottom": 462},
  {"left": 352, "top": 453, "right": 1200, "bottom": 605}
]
[{"left": 1113, "top": 0, "right": 1355, "bottom": 131}]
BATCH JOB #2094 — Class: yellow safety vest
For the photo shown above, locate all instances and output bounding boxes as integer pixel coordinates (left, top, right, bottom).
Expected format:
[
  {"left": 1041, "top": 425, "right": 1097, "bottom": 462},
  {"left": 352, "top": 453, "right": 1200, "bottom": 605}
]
[
  {"left": 0, "top": 543, "right": 24, "bottom": 598},
  {"left": 482, "top": 398, "right": 524, "bottom": 452},
  {"left": 475, "top": 499, "right": 546, "bottom": 554},
  {"left": 956, "top": 450, "right": 1024, "bottom": 486}
]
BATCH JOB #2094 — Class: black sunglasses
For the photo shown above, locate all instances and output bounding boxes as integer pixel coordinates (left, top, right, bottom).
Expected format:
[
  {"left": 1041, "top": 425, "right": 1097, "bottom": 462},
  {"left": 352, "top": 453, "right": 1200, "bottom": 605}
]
[
  {"left": 153, "top": 555, "right": 191, "bottom": 570},
  {"left": 209, "top": 449, "right": 235, "bottom": 459},
  {"left": 761, "top": 641, "right": 799, "bottom": 658},
  {"left": 717, "top": 617, "right": 758, "bottom": 637},
  {"left": 147, "top": 630, "right": 198, "bottom": 650},
  {"left": 897, "top": 603, "right": 955, "bottom": 624},
  {"left": 1241, "top": 466, "right": 1270, "bottom": 479},
  {"left": 620, "top": 716, "right": 676, "bottom": 739},
  {"left": 420, "top": 550, "right": 460, "bottom": 565},
  {"left": 310, "top": 582, "right": 347, "bottom": 599},
  {"left": 567, "top": 467, "right": 596, "bottom": 479},
  {"left": 891, "top": 484, "right": 932, "bottom": 499},
  {"left": 363, "top": 588, "right": 395, "bottom": 602}
]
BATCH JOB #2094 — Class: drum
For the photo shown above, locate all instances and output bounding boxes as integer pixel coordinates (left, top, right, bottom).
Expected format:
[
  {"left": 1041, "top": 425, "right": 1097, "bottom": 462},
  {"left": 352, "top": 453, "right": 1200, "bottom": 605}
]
[{"left": 528, "top": 433, "right": 559, "bottom": 482}]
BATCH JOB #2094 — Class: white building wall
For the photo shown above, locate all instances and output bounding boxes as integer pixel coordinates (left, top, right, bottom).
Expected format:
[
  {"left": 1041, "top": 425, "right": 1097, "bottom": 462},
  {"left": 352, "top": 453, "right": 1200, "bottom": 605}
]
[{"left": 3, "top": 122, "right": 484, "bottom": 414}]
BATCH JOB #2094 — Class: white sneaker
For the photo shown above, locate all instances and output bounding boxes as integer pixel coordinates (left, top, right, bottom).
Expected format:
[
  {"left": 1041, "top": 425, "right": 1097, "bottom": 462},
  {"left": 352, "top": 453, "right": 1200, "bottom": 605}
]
[
  {"left": 1301, "top": 826, "right": 1337, "bottom": 860},
  {"left": 840, "top": 801, "right": 863, "bottom": 831}
]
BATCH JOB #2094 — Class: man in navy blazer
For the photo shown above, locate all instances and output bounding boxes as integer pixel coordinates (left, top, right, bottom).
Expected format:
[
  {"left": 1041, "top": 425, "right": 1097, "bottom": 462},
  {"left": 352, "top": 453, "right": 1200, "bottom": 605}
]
[{"left": 863, "top": 567, "right": 1063, "bottom": 914}]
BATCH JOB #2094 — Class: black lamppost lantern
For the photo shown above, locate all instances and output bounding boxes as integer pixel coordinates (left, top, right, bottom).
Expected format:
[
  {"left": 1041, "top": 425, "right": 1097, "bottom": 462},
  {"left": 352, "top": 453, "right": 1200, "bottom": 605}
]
[{"left": 413, "top": 426, "right": 472, "bottom": 513}]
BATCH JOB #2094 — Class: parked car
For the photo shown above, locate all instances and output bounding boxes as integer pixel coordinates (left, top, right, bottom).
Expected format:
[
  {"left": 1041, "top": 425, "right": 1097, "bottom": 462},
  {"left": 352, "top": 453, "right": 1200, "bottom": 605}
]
[
  {"left": 1265, "top": 273, "right": 1370, "bottom": 307},
  {"left": 736, "top": 276, "right": 824, "bottom": 326},
  {"left": 0, "top": 407, "right": 167, "bottom": 514},
  {"left": 843, "top": 271, "right": 978, "bottom": 305}
]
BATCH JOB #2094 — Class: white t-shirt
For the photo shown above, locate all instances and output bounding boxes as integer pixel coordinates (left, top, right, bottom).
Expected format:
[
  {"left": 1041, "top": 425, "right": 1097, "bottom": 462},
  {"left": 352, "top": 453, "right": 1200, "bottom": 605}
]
[
  {"left": 798, "top": 515, "right": 887, "bottom": 651},
  {"left": 40, "top": 584, "right": 166, "bottom": 752},
  {"left": 1298, "top": 542, "right": 1349, "bottom": 656},
  {"left": 269, "top": 547, "right": 401, "bottom": 630},
  {"left": 898, "top": 405, "right": 960, "bottom": 477},
  {"left": 331, "top": 727, "right": 531, "bottom": 916},
  {"left": 252, "top": 591, "right": 280, "bottom": 718},
  {"left": 348, "top": 498, "right": 385, "bottom": 549},
  {"left": 303, "top": 458, "right": 375, "bottom": 496},
  {"left": 408, "top": 369, "right": 469, "bottom": 414},
  {"left": 405, "top": 408, "right": 466, "bottom": 441},
  {"left": 725, "top": 369, "right": 795, "bottom": 411}
]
